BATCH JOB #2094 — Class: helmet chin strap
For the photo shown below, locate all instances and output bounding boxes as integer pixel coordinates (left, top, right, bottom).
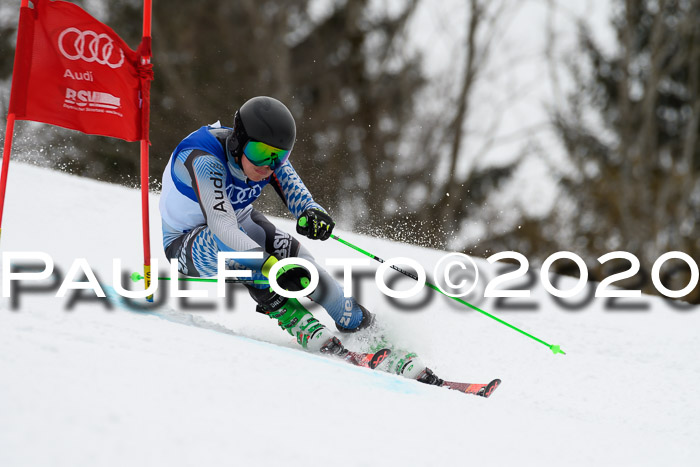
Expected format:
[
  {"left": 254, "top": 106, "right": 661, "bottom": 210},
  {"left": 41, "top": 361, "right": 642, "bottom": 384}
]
[
  {"left": 228, "top": 109, "right": 250, "bottom": 168},
  {"left": 225, "top": 134, "right": 259, "bottom": 186},
  {"left": 225, "top": 134, "right": 238, "bottom": 164}
]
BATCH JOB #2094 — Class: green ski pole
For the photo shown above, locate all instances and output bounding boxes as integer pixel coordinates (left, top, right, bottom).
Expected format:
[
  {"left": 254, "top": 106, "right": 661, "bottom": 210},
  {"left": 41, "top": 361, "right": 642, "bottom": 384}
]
[
  {"left": 330, "top": 234, "right": 565, "bottom": 355},
  {"left": 130, "top": 272, "right": 268, "bottom": 285}
]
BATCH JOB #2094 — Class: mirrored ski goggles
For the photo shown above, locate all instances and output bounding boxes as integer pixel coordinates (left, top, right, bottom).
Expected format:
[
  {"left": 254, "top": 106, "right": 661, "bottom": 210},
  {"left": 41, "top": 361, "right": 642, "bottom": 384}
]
[{"left": 242, "top": 140, "right": 291, "bottom": 169}]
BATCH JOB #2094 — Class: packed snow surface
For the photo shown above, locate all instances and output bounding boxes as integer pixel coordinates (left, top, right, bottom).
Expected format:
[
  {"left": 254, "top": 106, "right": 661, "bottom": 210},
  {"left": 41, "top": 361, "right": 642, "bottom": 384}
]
[{"left": 1, "top": 163, "right": 699, "bottom": 466}]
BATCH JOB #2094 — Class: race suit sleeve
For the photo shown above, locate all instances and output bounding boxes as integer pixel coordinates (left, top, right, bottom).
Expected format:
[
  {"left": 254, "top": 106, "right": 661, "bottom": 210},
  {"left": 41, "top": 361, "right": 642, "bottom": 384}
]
[
  {"left": 184, "top": 150, "right": 268, "bottom": 271},
  {"left": 270, "top": 160, "right": 327, "bottom": 218}
]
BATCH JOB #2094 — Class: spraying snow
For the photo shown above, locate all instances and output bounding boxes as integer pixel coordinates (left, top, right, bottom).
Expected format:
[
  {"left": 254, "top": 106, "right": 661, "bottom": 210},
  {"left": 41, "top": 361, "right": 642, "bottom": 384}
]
[{"left": 1, "top": 162, "right": 698, "bottom": 466}]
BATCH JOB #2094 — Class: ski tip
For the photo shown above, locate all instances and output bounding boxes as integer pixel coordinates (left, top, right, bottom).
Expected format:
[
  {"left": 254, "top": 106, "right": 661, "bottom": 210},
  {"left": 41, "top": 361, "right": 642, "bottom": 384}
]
[
  {"left": 368, "top": 348, "right": 391, "bottom": 369},
  {"left": 481, "top": 379, "right": 501, "bottom": 398}
]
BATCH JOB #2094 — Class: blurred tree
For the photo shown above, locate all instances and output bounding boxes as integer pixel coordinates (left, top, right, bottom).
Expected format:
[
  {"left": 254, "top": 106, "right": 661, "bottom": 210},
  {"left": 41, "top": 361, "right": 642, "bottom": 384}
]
[
  {"left": 1, "top": 0, "right": 525, "bottom": 255},
  {"left": 1, "top": 0, "right": 426, "bottom": 190},
  {"left": 95, "top": 0, "right": 432, "bottom": 226},
  {"left": 553, "top": 0, "right": 700, "bottom": 299},
  {"left": 367, "top": 0, "right": 521, "bottom": 248}
]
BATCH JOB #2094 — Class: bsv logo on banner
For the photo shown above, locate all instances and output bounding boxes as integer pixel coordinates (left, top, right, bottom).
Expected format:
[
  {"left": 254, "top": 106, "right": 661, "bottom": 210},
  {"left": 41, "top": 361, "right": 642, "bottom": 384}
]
[
  {"left": 64, "top": 88, "right": 121, "bottom": 112},
  {"left": 58, "top": 27, "right": 125, "bottom": 69}
]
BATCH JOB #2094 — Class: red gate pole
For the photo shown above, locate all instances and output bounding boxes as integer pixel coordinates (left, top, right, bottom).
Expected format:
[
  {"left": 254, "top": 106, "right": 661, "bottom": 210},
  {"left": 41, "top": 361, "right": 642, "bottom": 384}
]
[
  {"left": 140, "top": 0, "right": 153, "bottom": 297},
  {"left": 0, "top": 0, "right": 31, "bottom": 245},
  {"left": 0, "top": 113, "right": 17, "bottom": 244}
]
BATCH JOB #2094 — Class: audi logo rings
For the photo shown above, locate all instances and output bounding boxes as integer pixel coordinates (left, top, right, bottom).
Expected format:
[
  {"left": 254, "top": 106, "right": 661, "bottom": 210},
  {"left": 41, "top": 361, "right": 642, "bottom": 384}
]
[{"left": 58, "top": 27, "right": 125, "bottom": 69}]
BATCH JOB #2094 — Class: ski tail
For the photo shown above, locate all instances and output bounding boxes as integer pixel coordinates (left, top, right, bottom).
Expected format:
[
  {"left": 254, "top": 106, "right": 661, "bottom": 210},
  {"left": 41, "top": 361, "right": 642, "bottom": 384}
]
[{"left": 442, "top": 378, "right": 502, "bottom": 398}]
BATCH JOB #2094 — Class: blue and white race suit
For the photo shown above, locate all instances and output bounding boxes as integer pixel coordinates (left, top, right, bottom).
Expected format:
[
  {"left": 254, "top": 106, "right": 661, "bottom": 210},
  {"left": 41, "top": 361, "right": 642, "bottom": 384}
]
[{"left": 159, "top": 122, "right": 363, "bottom": 329}]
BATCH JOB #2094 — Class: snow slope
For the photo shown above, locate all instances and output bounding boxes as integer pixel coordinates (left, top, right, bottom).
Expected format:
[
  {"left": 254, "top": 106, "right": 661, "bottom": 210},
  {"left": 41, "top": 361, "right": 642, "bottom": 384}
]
[{"left": 1, "top": 162, "right": 699, "bottom": 467}]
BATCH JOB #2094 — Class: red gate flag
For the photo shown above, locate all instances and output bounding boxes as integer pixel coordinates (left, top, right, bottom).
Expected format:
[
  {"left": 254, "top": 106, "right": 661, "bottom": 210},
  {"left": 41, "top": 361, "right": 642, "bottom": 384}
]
[{"left": 9, "top": 0, "right": 153, "bottom": 142}]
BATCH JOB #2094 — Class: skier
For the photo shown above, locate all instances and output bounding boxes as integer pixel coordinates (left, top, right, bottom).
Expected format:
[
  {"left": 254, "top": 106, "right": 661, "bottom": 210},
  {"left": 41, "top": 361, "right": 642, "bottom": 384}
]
[{"left": 159, "top": 96, "right": 442, "bottom": 384}]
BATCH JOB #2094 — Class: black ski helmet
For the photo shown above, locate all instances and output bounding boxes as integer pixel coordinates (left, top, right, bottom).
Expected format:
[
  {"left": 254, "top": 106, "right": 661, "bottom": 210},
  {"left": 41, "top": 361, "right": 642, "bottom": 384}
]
[{"left": 226, "top": 96, "right": 296, "bottom": 167}]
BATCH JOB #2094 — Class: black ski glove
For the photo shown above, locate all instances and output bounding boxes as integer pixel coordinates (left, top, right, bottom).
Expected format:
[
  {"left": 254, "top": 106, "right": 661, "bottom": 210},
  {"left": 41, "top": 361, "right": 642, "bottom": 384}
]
[{"left": 296, "top": 208, "right": 335, "bottom": 241}]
